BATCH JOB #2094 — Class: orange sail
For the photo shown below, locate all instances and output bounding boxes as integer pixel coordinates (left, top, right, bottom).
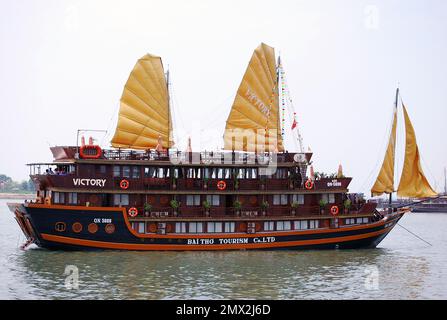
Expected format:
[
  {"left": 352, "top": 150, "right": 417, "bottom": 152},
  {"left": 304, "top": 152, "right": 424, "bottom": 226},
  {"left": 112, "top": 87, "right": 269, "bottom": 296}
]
[
  {"left": 223, "top": 43, "right": 284, "bottom": 152},
  {"left": 371, "top": 108, "right": 397, "bottom": 196},
  {"left": 111, "top": 54, "right": 173, "bottom": 150},
  {"left": 397, "top": 105, "right": 437, "bottom": 198}
]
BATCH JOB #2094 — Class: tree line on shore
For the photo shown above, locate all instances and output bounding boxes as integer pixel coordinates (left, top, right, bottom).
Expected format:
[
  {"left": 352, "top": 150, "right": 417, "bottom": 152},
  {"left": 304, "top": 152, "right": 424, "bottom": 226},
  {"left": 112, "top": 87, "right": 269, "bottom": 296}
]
[{"left": 0, "top": 174, "right": 35, "bottom": 193}]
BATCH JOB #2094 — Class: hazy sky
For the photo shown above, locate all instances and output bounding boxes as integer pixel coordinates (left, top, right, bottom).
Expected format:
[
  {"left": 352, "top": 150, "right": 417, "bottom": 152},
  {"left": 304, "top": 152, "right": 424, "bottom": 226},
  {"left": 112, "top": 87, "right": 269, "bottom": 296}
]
[{"left": 1, "top": 0, "right": 446, "bottom": 197}]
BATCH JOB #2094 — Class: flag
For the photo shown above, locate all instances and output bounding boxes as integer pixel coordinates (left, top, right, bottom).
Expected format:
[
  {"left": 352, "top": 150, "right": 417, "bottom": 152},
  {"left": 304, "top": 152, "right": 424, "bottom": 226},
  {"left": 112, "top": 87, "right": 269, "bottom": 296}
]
[{"left": 291, "top": 119, "right": 297, "bottom": 130}]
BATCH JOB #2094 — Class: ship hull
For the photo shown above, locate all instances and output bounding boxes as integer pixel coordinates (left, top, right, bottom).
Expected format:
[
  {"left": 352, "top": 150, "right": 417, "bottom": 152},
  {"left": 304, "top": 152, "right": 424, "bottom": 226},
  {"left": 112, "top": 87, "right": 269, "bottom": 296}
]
[{"left": 8, "top": 203, "right": 405, "bottom": 251}]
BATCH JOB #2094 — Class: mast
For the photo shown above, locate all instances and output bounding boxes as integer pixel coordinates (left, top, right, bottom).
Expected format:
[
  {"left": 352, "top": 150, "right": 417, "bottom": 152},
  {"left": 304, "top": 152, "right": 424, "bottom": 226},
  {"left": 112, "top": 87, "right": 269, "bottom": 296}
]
[{"left": 389, "top": 87, "right": 399, "bottom": 210}]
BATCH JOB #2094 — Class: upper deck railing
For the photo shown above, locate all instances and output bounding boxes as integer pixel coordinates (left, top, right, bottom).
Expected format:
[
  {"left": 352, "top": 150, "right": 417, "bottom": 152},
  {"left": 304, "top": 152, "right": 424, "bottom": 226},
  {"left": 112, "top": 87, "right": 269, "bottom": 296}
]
[{"left": 50, "top": 146, "right": 312, "bottom": 165}]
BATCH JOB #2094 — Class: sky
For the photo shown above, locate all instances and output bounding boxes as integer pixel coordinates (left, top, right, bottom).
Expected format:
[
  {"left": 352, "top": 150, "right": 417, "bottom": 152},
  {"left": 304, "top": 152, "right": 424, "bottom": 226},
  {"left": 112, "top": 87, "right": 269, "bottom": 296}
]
[{"left": 0, "top": 0, "right": 446, "bottom": 197}]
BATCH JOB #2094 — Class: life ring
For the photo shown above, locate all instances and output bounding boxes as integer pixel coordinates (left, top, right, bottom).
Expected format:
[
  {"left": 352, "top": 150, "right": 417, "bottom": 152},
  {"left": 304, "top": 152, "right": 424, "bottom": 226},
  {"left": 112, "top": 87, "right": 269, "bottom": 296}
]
[
  {"left": 304, "top": 179, "right": 314, "bottom": 190},
  {"left": 217, "top": 180, "right": 226, "bottom": 190},
  {"left": 120, "top": 179, "right": 129, "bottom": 190},
  {"left": 128, "top": 207, "right": 138, "bottom": 217},
  {"left": 330, "top": 205, "right": 339, "bottom": 216}
]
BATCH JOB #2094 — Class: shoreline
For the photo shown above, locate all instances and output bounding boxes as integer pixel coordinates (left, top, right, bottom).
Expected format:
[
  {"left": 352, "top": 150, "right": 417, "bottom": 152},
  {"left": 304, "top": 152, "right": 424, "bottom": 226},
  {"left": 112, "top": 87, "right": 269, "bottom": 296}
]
[{"left": 0, "top": 193, "right": 34, "bottom": 200}]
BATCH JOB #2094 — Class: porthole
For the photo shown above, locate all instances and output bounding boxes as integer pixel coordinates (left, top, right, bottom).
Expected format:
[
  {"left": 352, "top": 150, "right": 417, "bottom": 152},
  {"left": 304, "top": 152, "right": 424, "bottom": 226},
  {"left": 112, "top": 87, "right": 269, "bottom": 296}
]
[
  {"left": 72, "top": 222, "right": 83, "bottom": 233},
  {"left": 88, "top": 223, "right": 98, "bottom": 234},
  {"left": 105, "top": 223, "right": 115, "bottom": 234},
  {"left": 55, "top": 222, "right": 66, "bottom": 232}
]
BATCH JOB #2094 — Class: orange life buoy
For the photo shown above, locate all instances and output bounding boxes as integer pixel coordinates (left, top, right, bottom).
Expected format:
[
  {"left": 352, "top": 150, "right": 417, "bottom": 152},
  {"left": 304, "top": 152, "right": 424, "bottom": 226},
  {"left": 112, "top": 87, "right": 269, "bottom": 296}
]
[
  {"left": 330, "top": 205, "right": 339, "bottom": 216},
  {"left": 128, "top": 207, "right": 138, "bottom": 217},
  {"left": 120, "top": 179, "right": 129, "bottom": 190},
  {"left": 304, "top": 179, "right": 314, "bottom": 190},
  {"left": 217, "top": 180, "right": 227, "bottom": 190}
]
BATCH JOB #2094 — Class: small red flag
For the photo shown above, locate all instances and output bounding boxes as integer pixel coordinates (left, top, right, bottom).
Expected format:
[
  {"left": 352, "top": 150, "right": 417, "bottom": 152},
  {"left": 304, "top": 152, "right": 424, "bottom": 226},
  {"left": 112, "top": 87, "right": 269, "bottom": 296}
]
[{"left": 291, "top": 119, "right": 297, "bottom": 130}]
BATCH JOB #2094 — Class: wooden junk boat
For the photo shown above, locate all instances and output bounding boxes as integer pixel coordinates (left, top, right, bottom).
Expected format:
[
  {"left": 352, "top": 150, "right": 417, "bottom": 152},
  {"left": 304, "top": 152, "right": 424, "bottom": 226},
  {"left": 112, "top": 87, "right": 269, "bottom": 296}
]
[{"left": 8, "top": 43, "right": 437, "bottom": 251}]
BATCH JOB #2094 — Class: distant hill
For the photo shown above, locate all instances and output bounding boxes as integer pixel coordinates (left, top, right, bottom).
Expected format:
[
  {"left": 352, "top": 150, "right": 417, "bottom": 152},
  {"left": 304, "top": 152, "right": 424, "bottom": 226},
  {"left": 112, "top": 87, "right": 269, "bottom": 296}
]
[{"left": 0, "top": 174, "right": 35, "bottom": 194}]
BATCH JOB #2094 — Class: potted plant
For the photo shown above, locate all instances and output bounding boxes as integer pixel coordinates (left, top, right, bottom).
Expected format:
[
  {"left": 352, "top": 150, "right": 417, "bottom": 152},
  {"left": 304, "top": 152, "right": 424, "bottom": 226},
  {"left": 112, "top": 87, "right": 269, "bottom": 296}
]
[
  {"left": 171, "top": 176, "right": 177, "bottom": 190},
  {"left": 202, "top": 200, "right": 211, "bottom": 216},
  {"left": 170, "top": 199, "right": 180, "bottom": 216},
  {"left": 144, "top": 202, "right": 152, "bottom": 217},
  {"left": 319, "top": 199, "right": 327, "bottom": 214},
  {"left": 233, "top": 175, "right": 239, "bottom": 190},
  {"left": 233, "top": 200, "right": 242, "bottom": 216},
  {"left": 203, "top": 177, "right": 209, "bottom": 190},
  {"left": 260, "top": 175, "right": 266, "bottom": 190},
  {"left": 343, "top": 199, "right": 352, "bottom": 214},
  {"left": 260, "top": 200, "right": 269, "bottom": 216},
  {"left": 291, "top": 201, "right": 299, "bottom": 216}
]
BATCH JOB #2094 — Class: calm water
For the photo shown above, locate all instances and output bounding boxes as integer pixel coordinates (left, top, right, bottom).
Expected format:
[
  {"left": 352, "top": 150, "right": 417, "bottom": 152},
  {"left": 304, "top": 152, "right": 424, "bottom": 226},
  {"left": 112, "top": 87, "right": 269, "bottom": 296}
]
[{"left": 1, "top": 199, "right": 446, "bottom": 300}]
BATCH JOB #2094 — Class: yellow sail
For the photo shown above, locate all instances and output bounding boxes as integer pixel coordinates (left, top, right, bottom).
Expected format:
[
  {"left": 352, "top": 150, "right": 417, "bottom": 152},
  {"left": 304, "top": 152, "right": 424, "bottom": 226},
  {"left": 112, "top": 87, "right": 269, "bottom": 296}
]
[
  {"left": 371, "top": 109, "right": 398, "bottom": 196},
  {"left": 397, "top": 105, "right": 437, "bottom": 198},
  {"left": 111, "top": 54, "right": 173, "bottom": 150},
  {"left": 223, "top": 43, "right": 284, "bottom": 152}
]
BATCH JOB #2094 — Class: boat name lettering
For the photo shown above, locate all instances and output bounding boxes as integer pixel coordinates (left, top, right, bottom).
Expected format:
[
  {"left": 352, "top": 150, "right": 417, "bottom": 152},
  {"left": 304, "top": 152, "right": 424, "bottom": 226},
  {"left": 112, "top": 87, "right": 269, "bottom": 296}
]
[
  {"left": 327, "top": 179, "right": 342, "bottom": 187},
  {"left": 185, "top": 237, "right": 275, "bottom": 245},
  {"left": 253, "top": 237, "right": 275, "bottom": 243},
  {"left": 245, "top": 88, "right": 271, "bottom": 117},
  {"left": 73, "top": 178, "right": 107, "bottom": 187},
  {"left": 93, "top": 218, "right": 112, "bottom": 224}
]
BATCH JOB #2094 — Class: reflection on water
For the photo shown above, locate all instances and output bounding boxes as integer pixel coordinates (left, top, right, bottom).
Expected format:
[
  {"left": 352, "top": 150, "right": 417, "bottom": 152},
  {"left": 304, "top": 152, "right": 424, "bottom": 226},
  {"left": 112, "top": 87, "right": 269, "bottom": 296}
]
[{"left": 1, "top": 200, "right": 446, "bottom": 299}]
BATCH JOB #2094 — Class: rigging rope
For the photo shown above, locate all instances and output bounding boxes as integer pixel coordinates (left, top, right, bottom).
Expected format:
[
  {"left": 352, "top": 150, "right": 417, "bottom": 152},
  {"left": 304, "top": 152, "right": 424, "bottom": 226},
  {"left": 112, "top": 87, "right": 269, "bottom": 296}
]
[{"left": 396, "top": 222, "right": 432, "bottom": 246}]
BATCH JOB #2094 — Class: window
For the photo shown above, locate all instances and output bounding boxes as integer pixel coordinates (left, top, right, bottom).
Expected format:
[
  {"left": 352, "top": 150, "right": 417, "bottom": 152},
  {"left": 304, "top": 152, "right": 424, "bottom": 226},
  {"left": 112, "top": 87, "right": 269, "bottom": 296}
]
[
  {"left": 309, "top": 220, "right": 319, "bottom": 229},
  {"left": 122, "top": 166, "right": 130, "bottom": 178},
  {"left": 186, "top": 195, "right": 201, "bottom": 206},
  {"left": 345, "top": 218, "right": 355, "bottom": 225},
  {"left": 217, "top": 168, "right": 224, "bottom": 179},
  {"left": 137, "top": 223, "right": 145, "bottom": 234},
  {"left": 113, "top": 166, "right": 121, "bottom": 177},
  {"left": 294, "top": 220, "right": 308, "bottom": 230},
  {"left": 276, "top": 221, "right": 291, "bottom": 231},
  {"left": 54, "top": 192, "right": 65, "bottom": 204},
  {"left": 363, "top": 217, "right": 369, "bottom": 223},
  {"left": 207, "top": 222, "right": 223, "bottom": 233},
  {"left": 113, "top": 194, "right": 129, "bottom": 206},
  {"left": 206, "top": 195, "right": 220, "bottom": 206},
  {"left": 291, "top": 194, "right": 304, "bottom": 205},
  {"left": 97, "top": 165, "right": 106, "bottom": 174},
  {"left": 264, "top": 221, "right": 274, "bottom": 231},
  {"left": 132, "top": 167, "right": 140, "bottom": 179},
  {"left": 188, "top": 222, "right": 203, "bottom": 233},
  {"left": 68, "top": 192, "right": 77, "bottom": 205},
  {"left": 175, "top": 222, "right": 187, "bottom": 233},
  {"left": 329, "top": 193, "right": 335, "bottom": 204},
  {"left": 273, "top": 195, "right": 288, "bottom": 205},
  {"left": 224, "top": 222, "right": 235, "bottom": 233}
]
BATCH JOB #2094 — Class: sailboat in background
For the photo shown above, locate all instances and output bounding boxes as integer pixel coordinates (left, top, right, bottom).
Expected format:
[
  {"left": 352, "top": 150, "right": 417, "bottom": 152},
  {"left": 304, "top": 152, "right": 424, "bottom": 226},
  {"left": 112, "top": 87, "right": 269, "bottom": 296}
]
[{"left": 371, "top": 88, "right": 437, "bottom": 210}]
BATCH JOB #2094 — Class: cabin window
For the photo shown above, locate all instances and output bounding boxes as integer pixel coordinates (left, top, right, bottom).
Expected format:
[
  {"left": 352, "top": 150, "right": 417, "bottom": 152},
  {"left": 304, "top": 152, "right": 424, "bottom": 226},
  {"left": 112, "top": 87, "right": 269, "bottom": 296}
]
[
  {"left": 175, "top": 222, "right": 186, "bottom": 233},
  {"left": 356, "top": 217, "right": 368, "bottom": 224},
  {"left": 137, "top": 223, "right": 145, "bottom": 234},
  {"left": 276, "top": 221, "right": 291, "bottom": 231},
  {"left": 186, "top": 195, "right": 201, "bottom": 206},
  {"left": 113, "top": 166, "right": 121, "bottom": 177},
  {"left": 291, "top": 194, "right": 304, "bottom": 205},
  {"left": 207, "top": 222, "right": 223, "bottom": 233},
  {"left": 68, "top": 192, "right": 77, "bottom": 205},
  {"left": 294, "top": 220, "right": 308, "bottom": 230},
  {"left": 217, "top": 168, "right": 224, "bottom": 179},
  {"left": 321, "top": 193, "right": 335, "bottom": 204},
  {"left": 96, "top": 165, "right": 107, "bottom": 174},
  {"left": 157, "top": 168, "right": 165, "bottom": 178},
  {"left": 122, "top": 166, "right": 131, "bottom": 178},
  {"left": 345, "top": 218, "right": 355, "bottom": 225},
  {"left": 113, "top": 194, "right": 129, "bottom": 206},
  {"left": 173, "top": 168, "right": 179, "bottom": 178},
  {"left": 224, "top": 168, "right": 231, "bottom": 179},
  {"left": 188, "top": 222, "right": 203, "bottom": 233},
  {"left": 273, "top": 195, "right": 288, "bottom": 205},
  {"left": 224, "top": 222, "right": 235, "bottom": 233},
  {"left": 309, "top": 220, "right": 319, "bottom": 229},
  {"left": 264, "top": 221, "right": 275, "bottom": 231},
  {"left": 53, "top": 192, "right": 65, "bottom": 204},
  {"left": 132, "top": 167, "right": 140, "bottom": 179},
  {"left": 144, "top": 167, "right": 155, "bottom": 178},
  {"left": 206, "top": 195, "right": 220, "bottom": 206},
  {"left": 211, "top": 168, "right": 217, "bottom": 179},
  {"left": 204, "top": 168, "right": 210, "bottom": 179}
]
